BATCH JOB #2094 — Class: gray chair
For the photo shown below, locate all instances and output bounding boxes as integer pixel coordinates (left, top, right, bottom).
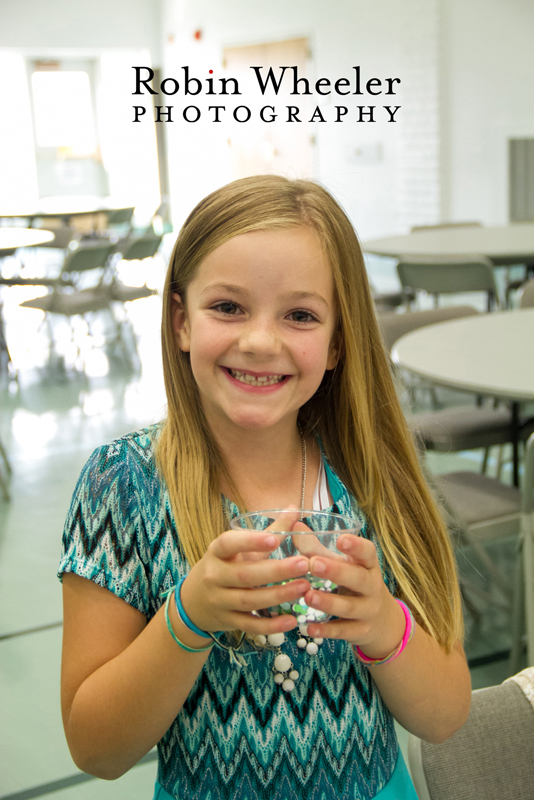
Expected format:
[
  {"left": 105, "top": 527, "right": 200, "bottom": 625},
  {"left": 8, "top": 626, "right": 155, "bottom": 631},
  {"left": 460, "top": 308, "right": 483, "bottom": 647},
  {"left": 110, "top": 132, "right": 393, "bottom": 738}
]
[
  {"left": 34, "top": 225, "right": 75, "bottom": 251},
  {"left": 378, "top": 305, "right": 479, "bottom": 407},
  {"left": 372, "top": 287, "right": 415, "bottom": 314},
  {"left": 59, "top": 241, "right": 116, "bottom": 286},
  {"left": 407, "top": 671, "right": 534, "bottom": 800},
  {"left": 518, "top": 278, "right": 534, "bottom": 309},
  {"left": 0, "top": 432, "right": 11, "bottom": 501},
  {"left": 109, "top": 280, "right": 157, "bottom": 303},
  {"left": 408, "top": 406, "right": 534, "bottom": 475},
  {"left": 378, "top": 306, "right": 525, "bottom": 476},
  {"left": 19, "top": 237, "right": 157, "bottom": 371},
  {"left": 19, "top": 237, "right": 155, "bottom": 315},
  {"left": 430, "top": 433, "right": 534, "bottom": 667},
  {"left": 104, "top": 206, "right": 135, "bottom": 237},
  {"left": 377, "top": 305, "right": 479, "bottom": 354},
  {"left": 396, "top": 255, "right": 500, "bottom": 311},
  {"left": 19, "top": 242, "right": 115, "bottom": 306},
  {"left": 114, "top": 234, "right": 163, "bottom": 262}
]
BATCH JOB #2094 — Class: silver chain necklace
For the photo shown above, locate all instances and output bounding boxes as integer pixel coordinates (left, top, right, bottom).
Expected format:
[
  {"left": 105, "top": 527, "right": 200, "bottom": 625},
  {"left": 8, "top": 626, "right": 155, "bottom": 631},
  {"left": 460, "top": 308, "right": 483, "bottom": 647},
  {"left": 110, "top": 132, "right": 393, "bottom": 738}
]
[{"left": 298, "top": 420, "right": 306, "bottom": 517}]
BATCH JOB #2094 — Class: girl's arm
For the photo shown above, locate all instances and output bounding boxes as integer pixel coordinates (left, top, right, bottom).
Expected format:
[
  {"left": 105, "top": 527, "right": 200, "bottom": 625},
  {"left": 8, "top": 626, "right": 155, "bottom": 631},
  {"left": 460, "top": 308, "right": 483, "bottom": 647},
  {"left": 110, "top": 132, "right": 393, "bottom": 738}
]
[
  {"left": 61, "top": 525, "right": 310, "bottom": 780},
  {"left": 61, "top": 572, "right": 212, "bottom": 780},
  {"left": 302, "top": 533, "right": 471, "bottom": 744}
]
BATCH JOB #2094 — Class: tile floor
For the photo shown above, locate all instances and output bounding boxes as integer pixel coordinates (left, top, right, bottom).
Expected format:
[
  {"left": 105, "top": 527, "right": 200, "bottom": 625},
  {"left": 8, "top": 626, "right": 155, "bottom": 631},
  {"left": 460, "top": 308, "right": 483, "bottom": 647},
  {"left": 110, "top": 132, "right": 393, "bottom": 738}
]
[{"left": 0, "top": 247, "right": 528, "bottom": 798}]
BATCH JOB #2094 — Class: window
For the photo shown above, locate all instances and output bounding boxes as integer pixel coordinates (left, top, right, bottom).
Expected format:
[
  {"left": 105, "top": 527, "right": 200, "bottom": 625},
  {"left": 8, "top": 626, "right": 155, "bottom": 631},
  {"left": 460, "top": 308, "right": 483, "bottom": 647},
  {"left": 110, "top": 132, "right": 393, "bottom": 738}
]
[{"left": 31, "top": 70, "right": 97, "bottom": 155}]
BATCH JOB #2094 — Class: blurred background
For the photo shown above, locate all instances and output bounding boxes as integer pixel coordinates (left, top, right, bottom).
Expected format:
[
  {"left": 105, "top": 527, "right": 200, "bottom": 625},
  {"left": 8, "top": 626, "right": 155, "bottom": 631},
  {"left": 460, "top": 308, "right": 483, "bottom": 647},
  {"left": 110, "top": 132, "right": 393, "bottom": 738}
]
[{"left": 1, "top": 0, "right": 533, "bottom": 797}]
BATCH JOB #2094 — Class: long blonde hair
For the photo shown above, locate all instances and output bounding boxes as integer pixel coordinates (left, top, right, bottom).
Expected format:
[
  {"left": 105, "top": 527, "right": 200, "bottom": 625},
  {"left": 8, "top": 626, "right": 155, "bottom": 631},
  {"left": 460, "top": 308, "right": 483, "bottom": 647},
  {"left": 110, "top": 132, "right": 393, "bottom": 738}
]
[{"left": 156, "top": 175, "right": 463, "bottom": 651}]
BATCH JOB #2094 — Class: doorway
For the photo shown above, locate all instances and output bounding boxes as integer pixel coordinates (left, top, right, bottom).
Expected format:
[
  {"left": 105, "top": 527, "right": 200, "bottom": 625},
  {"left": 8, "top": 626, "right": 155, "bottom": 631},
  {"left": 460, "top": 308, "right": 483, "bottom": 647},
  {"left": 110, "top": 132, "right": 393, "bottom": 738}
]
[{"left": 222, "top": 38, "right": 314, "bottom": 180}]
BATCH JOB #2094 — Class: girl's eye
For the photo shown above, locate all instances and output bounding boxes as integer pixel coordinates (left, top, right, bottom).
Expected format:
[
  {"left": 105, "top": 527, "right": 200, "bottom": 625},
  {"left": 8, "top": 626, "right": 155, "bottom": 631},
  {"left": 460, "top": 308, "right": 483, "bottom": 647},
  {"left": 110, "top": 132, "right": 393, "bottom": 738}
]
[
  {"left": 213, "top": 301, "right": 241, "bottom": 315},
  {"left": 288, "top": 310, "right": 318, "bottom": 324}
]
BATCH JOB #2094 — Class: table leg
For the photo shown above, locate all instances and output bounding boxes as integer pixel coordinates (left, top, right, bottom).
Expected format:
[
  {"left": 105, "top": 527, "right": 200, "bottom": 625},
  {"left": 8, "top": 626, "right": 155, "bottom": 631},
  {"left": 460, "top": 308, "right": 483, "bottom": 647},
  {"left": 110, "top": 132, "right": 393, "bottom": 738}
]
[
  {"left": 525, "top": 519, "right": 534, "bottom": 667},
  {"left": 512, "top": 402, "right": 520, "bottom": 488}
]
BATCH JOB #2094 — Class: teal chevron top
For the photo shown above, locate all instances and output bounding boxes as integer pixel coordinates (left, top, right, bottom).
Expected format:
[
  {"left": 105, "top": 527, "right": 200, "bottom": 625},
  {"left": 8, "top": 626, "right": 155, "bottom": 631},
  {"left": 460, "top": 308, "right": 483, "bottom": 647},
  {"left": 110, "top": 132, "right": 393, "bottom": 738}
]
[{"left": 58, "top": 427, "right": 407, "bottom": 800}]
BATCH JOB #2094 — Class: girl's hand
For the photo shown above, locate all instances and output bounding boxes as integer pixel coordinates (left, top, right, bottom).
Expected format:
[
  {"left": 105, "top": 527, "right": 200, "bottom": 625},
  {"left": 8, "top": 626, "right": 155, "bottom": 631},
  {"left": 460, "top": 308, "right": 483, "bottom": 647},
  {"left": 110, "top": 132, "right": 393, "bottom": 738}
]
[
  {"left": 180, "top": 508, "right": 311, "bottom": 636},
  {"left": 300, "top": 528, "right": 406, "bottom": 658}
]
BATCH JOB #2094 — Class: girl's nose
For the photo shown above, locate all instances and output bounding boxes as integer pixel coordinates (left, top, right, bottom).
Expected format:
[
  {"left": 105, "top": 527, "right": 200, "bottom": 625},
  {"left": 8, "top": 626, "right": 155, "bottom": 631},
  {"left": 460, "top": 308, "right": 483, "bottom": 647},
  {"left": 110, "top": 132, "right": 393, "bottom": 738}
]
[{"left": 238, "top": 320, "right": 282, "bottom": 356}]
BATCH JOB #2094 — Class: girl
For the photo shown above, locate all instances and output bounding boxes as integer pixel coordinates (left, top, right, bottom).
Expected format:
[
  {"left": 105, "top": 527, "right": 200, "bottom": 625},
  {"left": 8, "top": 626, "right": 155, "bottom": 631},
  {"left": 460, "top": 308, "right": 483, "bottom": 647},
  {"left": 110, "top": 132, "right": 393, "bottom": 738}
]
[{"left": 59, "top": 175, "right": 471, "bottom": 800}]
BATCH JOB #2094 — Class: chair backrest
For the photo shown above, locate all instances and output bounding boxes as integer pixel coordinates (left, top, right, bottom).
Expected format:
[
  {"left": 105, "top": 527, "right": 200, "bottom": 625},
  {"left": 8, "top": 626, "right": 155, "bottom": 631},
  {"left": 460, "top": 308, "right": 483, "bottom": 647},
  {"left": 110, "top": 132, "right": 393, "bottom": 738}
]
[
  {"left": 523, "top": 432, "right": 534, "bottom": 515},
  {"left": 37, "top": 226, "right": 74, "bottom": 250},
  {"left": 397, "top": 255, "right": 499, "bottom": 309},
  {"left": 119, "top": 235, "right": 163, "bottom": 261},
  {"left": 519, "top": 279, "right": 534, "bottom": 309},
  {"left": 105, "top": 207, "right": 135, "bottom": 226},
  {"left": 408, "top": 678, "right": 534, "bottom": 800},
  {"left": 62, "top": 243, "right": 115, "bottom": 274},
  {"left": 377, "top": 305, "right": 478, "bottom": 353},
  {"left": 411, "top": 221, "right": 482, "bottom": 233}
]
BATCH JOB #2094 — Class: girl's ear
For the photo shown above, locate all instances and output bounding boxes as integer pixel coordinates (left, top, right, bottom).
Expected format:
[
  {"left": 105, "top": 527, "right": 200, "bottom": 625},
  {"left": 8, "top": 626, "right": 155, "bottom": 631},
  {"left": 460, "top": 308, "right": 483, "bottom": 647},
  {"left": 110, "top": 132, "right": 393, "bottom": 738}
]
[
  {"left": 171, "top": 292, "right": 191, "bottom": 352},
  {"left": 326, "top": 330, "right": 342, "bottom": 370}
]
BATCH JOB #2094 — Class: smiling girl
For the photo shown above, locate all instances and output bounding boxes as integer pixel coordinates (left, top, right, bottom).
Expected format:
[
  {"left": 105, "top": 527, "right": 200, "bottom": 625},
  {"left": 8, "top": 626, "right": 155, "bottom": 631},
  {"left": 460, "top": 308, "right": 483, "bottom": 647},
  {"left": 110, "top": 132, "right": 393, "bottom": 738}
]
[{"left": 59, "top": 175, "right": 470, "bottom": 800}]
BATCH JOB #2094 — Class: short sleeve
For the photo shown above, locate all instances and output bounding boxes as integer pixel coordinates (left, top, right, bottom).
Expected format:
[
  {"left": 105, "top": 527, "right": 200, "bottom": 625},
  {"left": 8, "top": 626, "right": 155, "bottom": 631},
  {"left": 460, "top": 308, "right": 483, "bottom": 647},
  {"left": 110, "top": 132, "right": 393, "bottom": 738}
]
[{"left": 58, "top": 438, "right": 152, "bottom": 615}]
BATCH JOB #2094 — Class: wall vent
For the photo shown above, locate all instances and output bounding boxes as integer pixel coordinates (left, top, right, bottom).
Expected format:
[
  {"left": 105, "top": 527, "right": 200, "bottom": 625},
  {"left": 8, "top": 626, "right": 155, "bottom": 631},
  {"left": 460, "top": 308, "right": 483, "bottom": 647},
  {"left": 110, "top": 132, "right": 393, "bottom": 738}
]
[{"left": 509, "top": 138, "right": 534, "bottom": 222}]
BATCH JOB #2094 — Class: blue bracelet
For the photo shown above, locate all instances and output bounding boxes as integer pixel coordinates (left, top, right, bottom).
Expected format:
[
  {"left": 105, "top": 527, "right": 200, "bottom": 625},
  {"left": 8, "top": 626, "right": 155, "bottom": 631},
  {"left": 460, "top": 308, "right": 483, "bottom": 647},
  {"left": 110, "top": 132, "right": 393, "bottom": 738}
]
[
  {"left": 164, "top": 591, "right": 213, "bottom": 653},
  {"left": 174, "top": 576, "right": 224, "bottom": 639}
]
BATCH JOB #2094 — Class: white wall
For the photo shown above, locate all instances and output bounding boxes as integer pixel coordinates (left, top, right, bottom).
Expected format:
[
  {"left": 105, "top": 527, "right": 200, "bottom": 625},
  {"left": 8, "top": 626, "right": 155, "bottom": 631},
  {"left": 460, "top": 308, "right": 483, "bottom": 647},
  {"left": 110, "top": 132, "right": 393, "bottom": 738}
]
[
  {"left": 0, "top": 0, "right": 161, "bottom": 61},
  {"left": 161, "top": 0, "right": 441, "bottom": 238},
  {"left": 0, "top": 0, "right": 162, "bottom": 216},
  {"left": 441, "top": 0, "right": 534, "bottom": 225},
  {"left": 1, "top": 0, "right": 531, "bottom": 233}
]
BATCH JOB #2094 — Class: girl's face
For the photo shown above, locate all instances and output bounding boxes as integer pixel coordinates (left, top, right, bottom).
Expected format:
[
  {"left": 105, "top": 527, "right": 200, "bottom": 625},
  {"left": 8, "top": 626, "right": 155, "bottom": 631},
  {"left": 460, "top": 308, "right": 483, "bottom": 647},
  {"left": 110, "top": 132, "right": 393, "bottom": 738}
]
[{"left": 172, "top": 227, "right": 340, "bottom": 436}]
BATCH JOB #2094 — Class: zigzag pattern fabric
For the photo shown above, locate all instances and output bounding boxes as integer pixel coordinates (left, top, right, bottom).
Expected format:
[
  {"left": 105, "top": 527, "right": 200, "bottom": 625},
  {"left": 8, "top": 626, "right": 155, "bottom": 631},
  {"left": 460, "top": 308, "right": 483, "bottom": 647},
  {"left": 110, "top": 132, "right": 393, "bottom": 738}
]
[{"left": 59, "top": 427, "right": 399, "bottom": 800}]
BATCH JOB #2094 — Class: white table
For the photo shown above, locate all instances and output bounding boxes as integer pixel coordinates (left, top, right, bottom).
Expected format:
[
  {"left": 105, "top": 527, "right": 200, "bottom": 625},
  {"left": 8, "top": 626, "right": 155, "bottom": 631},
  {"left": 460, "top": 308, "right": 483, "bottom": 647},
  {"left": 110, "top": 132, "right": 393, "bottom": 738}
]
[
  {"left": 0, "top": 196, "right": 135, "bottom": 228},
  {"left": 391, "top": 309, "right": 534, "bottom": 402},
  {"left": 364, "top": 224, "right": 534, "bottom": 267},
  {"left": 0, "top": 228, "right": 54, "bottom": 251},
  {"left": 392, "top": 308, "right": 534, "bottom": 666}
]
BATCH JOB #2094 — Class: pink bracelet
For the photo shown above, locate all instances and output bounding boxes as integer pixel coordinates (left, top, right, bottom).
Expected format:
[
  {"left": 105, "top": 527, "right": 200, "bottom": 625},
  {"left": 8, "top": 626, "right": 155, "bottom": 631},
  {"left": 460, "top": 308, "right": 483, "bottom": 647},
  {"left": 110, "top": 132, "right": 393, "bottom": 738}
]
[{"left": 354, "top": 600, "right": 415, "bottom": 666}]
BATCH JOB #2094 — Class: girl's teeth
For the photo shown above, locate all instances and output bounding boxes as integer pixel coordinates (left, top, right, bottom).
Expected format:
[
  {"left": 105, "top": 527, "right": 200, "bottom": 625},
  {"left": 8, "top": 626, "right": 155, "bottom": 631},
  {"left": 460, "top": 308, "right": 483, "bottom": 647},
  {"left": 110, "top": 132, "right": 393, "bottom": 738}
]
[{"left": 229, "top": 369, "right": 284, "bottom": 386}]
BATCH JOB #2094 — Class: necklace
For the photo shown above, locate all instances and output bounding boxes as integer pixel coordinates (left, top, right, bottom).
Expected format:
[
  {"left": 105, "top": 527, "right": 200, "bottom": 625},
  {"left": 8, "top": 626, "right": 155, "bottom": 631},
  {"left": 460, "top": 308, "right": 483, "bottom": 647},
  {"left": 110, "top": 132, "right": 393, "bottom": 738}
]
[
  {"left": 265, "top": 421, "right": 324, "bottom": 692},
  {"left": 298, "top": 420, "right": 307, "bottom": 516}
]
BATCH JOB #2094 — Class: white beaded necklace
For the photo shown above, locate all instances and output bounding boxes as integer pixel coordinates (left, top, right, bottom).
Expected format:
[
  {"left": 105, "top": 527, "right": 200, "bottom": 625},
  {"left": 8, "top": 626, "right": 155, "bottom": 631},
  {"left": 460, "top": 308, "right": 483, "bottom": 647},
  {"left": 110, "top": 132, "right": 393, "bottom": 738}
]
[{"left": 260, "top": 422, "right": 324, "bottom": 692}]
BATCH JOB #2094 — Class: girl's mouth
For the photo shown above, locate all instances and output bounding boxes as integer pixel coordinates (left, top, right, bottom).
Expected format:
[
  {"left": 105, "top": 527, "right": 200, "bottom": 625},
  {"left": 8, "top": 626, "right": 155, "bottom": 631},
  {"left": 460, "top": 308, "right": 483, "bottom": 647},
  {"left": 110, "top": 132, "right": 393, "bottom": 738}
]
[{"left": 224, "top": 367, "right": 288, "bottom": 387}]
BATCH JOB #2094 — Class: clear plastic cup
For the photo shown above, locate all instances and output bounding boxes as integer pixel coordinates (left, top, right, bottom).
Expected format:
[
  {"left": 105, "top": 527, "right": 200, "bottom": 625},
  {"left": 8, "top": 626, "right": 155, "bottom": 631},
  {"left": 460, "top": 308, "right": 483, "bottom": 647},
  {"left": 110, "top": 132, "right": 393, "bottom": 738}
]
[{"left": 230, "top": 509, "right": 361, "bottom": 623}]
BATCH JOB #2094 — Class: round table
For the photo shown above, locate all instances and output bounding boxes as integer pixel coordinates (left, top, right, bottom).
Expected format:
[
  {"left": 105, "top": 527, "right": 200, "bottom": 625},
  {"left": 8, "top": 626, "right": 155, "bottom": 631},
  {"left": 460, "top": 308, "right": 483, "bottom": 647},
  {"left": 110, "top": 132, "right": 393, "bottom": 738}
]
[
  {"left": 0, "top": 196, "right": 134, "bottom": 228},
  {"left": 391, "top": 308, "right": 534, "bottom": 402},
  {"left": 392, "top": 307, "right": 534, "bottom": 485},
  {"left": 0, "top": 228, "right": 54, "bottom": 250},
  {"left": 363, "top": 224, "right": 534, "bottom": 267},
  {"left": 392, "top": 308, "right": 534, "bottom": 667}
]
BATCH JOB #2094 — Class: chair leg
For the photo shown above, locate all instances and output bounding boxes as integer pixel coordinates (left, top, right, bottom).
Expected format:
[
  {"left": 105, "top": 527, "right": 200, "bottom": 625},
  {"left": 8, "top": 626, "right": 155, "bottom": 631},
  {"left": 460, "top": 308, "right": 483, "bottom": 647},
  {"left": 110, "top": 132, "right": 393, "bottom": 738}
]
[
  {"left": 509, "top": 538, "right": 525, "bottom": 674},
  {"left": 0, "top": 436, "right": 12, "bottom": 476},
  {"left": 460, "top": 577, "right": 510, "bottom": 612},
  {"left": 496, "top": 445, "right": 505, "bottom": 481},
  {"left": 0, "top": 468, "right": 10, "bottom": 501},
  {"left": 460, "top": 581, "right": 482, "bottom": 622},
  {"left": 0, "top": 436, "right": 11, "bottom": 501},
  {"left": 481, "top": 446, "right": 490, "bottom": 474},
  {"left": 464, "top": 534, "right": 514, "bottom": 604}
]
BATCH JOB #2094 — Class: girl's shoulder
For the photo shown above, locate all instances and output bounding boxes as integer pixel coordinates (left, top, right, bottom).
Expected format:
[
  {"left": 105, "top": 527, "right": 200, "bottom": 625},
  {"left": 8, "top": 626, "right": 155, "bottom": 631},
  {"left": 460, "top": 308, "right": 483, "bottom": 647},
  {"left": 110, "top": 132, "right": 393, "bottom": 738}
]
[
  {"left": 75, "top": 424, "right": 163, "bottom": 501},
  {"left": 59, "top": 423, "right": 175, "bottom": 618},
  {"left": 90, "top": 424, "right": 160, "bottom": 471}
]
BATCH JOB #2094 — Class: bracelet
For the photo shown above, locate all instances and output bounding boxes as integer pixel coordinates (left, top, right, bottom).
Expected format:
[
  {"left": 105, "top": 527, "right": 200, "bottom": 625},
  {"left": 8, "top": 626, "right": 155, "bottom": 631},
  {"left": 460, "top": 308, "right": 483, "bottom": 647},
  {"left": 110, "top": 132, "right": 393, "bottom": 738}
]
[
  {"left": 174, "top": 576, "right": 224, "bottom": 639},
  {"left": 164, "top": 591, "right": 214, "bottom": 653},
  {"left": 354, "top": 600, "right": 415, "bottom": 667}
]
